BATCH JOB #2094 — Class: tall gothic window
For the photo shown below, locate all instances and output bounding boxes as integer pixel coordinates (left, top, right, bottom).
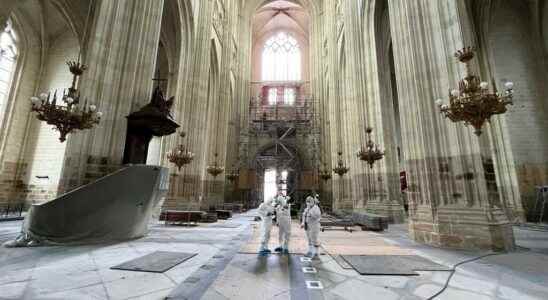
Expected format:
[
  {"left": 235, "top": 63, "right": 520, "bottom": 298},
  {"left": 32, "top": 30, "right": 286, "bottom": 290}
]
[
  {"left": 0, "top": 22, "right": 17, "bottom": 126},
  {"left": 284, "top": 87, "right": 295, "bottom": 105},
  {"left": 268, "top": 87, "right": 277, "bottom": 105},
  {"left": 262, "top": 32, "right": 301, "bottom": 81}
]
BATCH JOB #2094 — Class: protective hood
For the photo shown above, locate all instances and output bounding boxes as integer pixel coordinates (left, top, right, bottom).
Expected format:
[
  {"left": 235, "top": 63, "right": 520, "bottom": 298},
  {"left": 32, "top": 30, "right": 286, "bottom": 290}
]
[{"left": 305, "top": 196, "right": 315, "bottom": 207}]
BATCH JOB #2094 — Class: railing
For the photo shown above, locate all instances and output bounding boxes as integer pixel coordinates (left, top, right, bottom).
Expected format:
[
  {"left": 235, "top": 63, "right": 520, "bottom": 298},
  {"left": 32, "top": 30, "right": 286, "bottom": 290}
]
[
  {"left": 249, "top": 96, "right": 316, "bottom": 122},
  {"left": 0, "top": 203, "right": 25, "bottom": 220}
]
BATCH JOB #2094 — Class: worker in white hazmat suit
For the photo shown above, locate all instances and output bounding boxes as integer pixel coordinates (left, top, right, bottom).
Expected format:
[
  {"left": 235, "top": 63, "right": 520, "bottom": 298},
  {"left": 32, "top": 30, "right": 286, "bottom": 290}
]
[
  {"left": 274, "top": 193, "right": 291, "bottom": 254},
  {"left": 301, "top": 195, "right": 322, "bottom": 259},
  {"left": 258, "top": 198, "right": 275, "bottom": 255}
]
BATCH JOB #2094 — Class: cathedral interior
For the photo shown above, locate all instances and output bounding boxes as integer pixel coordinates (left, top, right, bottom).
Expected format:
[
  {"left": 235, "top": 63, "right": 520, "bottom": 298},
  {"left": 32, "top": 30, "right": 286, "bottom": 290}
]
[{"left": 0, "top": 0, "right": 547, "bottom": 299}]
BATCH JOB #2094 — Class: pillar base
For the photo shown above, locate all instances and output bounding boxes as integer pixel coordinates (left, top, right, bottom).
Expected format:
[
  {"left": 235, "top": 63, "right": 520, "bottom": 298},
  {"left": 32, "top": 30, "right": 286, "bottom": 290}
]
[
  {"left": 364, "top": 202, "right": 406, "bottom": 223},
  {"left": 409, "top": 207, "right": 516, "bottom": 251}
]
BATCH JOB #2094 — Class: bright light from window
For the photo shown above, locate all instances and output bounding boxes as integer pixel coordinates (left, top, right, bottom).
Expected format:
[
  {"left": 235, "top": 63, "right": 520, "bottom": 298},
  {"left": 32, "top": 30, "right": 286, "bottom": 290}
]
[
  {"left": 280, "top": 170, "right": 288, "bottom": 195},
  {"left": 0, "top": 22, "right": 17, "bottom": 127},
  {"left": 268, "top": 87, "right": 277, "bottom": 105},
  {"left": 262, "top": 32, "right": 301, "bottom": 81},
  {"left": 284, "top": 88, "right": 295, "bottom": 105},
  {"left": 264, "top": 169, "right": 277, "bottom": 202}
]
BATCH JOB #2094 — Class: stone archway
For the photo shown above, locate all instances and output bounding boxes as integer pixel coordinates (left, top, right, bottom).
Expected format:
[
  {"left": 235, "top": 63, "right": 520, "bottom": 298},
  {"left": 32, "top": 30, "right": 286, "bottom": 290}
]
[{"left": 252, "top": 140, "right": 304, "bottom": 205}]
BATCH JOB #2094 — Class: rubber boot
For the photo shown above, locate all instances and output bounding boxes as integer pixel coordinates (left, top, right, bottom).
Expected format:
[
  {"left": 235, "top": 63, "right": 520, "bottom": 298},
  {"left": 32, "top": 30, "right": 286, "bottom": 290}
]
[
  {"left": 311, "top": 246, "right": 320, "bottom": 260},
  {"left": 305, "top": 245, "right": 313, "bottom": 258}
]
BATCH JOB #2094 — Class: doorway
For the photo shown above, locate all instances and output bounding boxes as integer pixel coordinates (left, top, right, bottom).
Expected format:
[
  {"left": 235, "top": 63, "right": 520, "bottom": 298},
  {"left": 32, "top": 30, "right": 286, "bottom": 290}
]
[{"left": 263, "top": 169, "right": 290, "bottom": 202}]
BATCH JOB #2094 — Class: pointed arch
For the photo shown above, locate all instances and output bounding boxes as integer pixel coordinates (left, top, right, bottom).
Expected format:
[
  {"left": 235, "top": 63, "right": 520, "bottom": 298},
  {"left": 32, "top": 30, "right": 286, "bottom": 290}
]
[{"left": 261, "top": 31, "right": 301, "bottom": 81}]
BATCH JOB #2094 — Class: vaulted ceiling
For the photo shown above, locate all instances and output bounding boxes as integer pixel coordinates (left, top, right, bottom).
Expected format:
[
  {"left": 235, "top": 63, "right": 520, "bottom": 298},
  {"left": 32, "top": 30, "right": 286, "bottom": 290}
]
[
  {"left": 252, "top": 0, "right": 309, "bottom": 42},
  {"left": 14, "top": 0, "right": 90, "bottom": 43}
]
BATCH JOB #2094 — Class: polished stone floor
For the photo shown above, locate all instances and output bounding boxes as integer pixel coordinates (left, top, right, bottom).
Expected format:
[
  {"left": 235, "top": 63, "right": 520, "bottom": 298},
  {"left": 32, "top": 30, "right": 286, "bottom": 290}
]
[{"left": 1, "top": 212, "right": 547, "bottom": 300}]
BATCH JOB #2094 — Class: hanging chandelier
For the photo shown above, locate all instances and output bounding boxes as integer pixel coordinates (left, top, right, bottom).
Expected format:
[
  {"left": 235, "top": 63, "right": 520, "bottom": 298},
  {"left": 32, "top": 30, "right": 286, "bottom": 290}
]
[
  {"left": 167, "top": 131, "right": 194, "bottom": 171},
  {"left": 332, "top": 151, "right": 349, "bottom": 177},
  {"left": 435, "top": 47, "right": 514, "bottom": 136},
  {"left": 319, "top": 162, "right": 332, "bottom": 181},
  {"left": 356, "top": 127, "right": 384, "bottom": 168},
  {"left": 226, "top": 163, "right": 239, "bottom": 182},
  {"left": 207, "top": 152, "right": 224, "bottom": 177},
  {"left": 30, "top": 61, "right": 102, "bottom": 142}
]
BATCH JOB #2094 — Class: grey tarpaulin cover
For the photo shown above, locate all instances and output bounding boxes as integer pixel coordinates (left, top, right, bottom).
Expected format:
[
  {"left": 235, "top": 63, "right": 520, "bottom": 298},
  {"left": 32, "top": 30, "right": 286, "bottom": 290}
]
[{"left": 4, "top": 165, "right": 169, "bottom": 247}]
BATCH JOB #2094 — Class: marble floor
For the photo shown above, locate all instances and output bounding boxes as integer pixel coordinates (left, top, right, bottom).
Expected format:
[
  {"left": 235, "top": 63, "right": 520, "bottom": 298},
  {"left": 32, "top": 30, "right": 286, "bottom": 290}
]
[{"left": 0, "top": 212, "right": 547, "bottom": 300}]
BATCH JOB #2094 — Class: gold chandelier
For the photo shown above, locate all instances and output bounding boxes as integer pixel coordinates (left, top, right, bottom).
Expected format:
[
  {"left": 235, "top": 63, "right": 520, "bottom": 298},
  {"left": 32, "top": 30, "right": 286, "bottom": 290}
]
[
  {"left": 30, "top": 61, "right": 102, "bottom": 142},
  {"left": 167, "top": 131, "right": 194, "bottom": 171},
  {"left": 356, "top": 127, "right": 384, "bottom": 168},
  {"left": 436, "top": 47, "right": 514, "bottom": 136},
  {"left": 207, "top": 152, "right": 224, "bottom": 177},
  {"left": 318, "top": 162, "right": 332, "bottom": 181},
  {"left": 332, "top": 151, "right": 349, "bottom": 177}
]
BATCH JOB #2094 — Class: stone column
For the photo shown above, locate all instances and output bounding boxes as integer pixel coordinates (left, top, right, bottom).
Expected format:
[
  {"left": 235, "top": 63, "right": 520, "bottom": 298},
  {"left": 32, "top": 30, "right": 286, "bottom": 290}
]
[
  {"left": 173, "top": 0, "right": 219, "bottom": 209},
  {"left": 344, "top": 0, "right": 405, "bottom": 222},
  {"left": 60, "top": 0, "right": 164, "bottom": 190},
  {"left": 325, "top": 0, "right": 350, "bottom": 211},
  {"left": 471, "top": 0, "right": 529, "bottom": 223},
  {"left": 388, "top": 0, "right": 515, "bottom": 250}
]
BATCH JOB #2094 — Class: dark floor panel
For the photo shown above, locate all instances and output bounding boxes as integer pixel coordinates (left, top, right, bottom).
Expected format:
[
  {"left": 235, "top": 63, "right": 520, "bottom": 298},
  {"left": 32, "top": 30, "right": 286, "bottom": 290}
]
[
  {"left": 111, "top": 251, "right": 197, "bottom": 273},
  {"left": 341, "top": 255, "right": 451, "bottom": 275}
]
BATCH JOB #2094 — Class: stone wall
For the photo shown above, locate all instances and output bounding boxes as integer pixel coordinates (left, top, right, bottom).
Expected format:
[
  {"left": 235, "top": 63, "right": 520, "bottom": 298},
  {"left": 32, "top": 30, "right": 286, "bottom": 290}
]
[
  {"left": 488, "top": 0, "right": 548, "bottom": 221},
  {"left": 386, "top": 0, "right": 517, "bottom": 250},
  {"left": 0, "top": 161, "right": 26, "bottom": 205},
  {"left": 0, "top": 6, "right": 45, "bottom": 205},
  {"left": 19, "top": 30, "right": 79, "bottom": 203}
]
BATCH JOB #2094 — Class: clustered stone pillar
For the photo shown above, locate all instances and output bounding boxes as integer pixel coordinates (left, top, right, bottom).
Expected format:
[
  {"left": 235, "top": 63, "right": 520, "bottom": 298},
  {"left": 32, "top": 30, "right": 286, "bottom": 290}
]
[
  {"left": 60, "top": 0, "right": 164, "bottom": 191},
  {"left": 387, "top": 0, "right": 515, "bottom": 250},
  {"left": 343, "top": 0, "right": 406, "bottom": 223},
  {"left": 169, "top": 0, "right": 233, "bottom": 210}
]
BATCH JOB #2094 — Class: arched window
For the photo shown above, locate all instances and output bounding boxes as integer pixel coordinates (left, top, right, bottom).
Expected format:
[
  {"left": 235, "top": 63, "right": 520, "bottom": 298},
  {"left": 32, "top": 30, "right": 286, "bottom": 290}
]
[
  {"left": 0, "top": 22, "right": 17, "bottom": 126},
  {"left": 262, "top": 32, "right": 301, "bottom": 81}
]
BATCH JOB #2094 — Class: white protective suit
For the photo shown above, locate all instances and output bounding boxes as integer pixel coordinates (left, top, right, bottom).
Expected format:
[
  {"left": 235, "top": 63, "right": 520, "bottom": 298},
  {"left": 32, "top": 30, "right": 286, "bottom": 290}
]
[
  {"left": 274, "top": 195, "right": 291, "bottom": 252},
  {"left": 302, "top": 196, "right": 322, "bottom": 258},
  {"left": 258, "top": 198, "right": 275, "bottom": 253}
]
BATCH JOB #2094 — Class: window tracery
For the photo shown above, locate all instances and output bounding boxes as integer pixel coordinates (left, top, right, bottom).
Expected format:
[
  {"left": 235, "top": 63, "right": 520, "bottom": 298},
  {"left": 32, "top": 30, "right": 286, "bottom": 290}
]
[{"left": 261, "top": 32, "right": 301, "bottom": 81}]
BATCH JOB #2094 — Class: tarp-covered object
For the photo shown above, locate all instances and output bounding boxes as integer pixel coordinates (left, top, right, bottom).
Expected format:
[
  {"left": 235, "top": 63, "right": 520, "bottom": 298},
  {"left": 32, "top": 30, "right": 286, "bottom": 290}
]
[{"left": 4, "top": 165, "right": 169, "bottom": 247}]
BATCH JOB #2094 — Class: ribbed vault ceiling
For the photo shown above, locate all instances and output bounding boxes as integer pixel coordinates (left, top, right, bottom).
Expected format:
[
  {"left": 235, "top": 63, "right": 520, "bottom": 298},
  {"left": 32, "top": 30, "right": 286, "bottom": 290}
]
[{"left": 252, "top": 0, "right": 309, "bottom": 41}]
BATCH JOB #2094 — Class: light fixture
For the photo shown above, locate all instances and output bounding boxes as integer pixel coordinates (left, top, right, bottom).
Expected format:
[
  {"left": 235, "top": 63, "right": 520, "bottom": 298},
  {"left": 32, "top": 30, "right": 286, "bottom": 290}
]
[
  {"left": 206, "top": 82, "right": 224, "bottom": 178},
  {"left": 332, "top": 151, "right": 349, "bottom": 177},
  {"left": 167, "top": 131, "right": 194, "bottom": 171},
  {"left": 318, "top": 162, "right": 332, "bottom": 181},
  {"left": 356, "top": 127, "right": 384, "bottom": 168},
  {"left": 436, "top": 47, "right": 514, "bottom": 136},
  {"left": 30, "top": 61, "right": 102, "bottom": 142},
  {"left": 207, "top": 152, "right": 224, "bottom": 177}
]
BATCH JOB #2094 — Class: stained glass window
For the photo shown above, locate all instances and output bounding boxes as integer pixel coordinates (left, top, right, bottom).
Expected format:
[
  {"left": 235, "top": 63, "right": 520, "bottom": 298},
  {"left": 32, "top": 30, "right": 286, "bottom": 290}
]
[
  {"left": 262, "top": 32, "right": 301, "bottom": 81},
  {"left": 268, "top": 87, "right": 277, "bottom": 105},
  {"left": 284, "top": 87, "right": 295, "bottom": 105}
]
